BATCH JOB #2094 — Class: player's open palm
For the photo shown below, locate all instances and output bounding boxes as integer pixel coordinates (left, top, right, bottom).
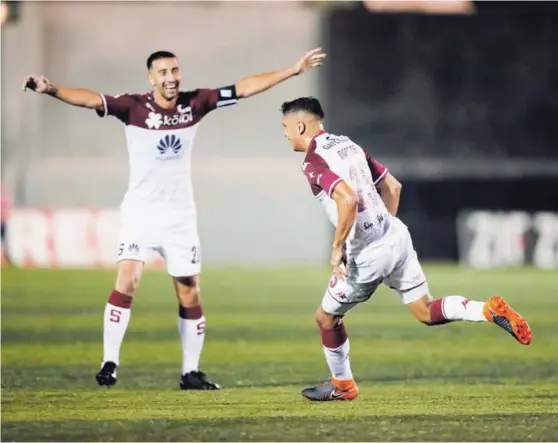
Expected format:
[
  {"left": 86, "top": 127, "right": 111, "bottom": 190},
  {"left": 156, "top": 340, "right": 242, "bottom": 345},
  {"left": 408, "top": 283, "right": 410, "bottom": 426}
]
[
  {"left": 294, "top": 48, "right": 327, "bottom": 75},
  {"left": 22, "top": 75, "right": 52, "bottom": 94}
]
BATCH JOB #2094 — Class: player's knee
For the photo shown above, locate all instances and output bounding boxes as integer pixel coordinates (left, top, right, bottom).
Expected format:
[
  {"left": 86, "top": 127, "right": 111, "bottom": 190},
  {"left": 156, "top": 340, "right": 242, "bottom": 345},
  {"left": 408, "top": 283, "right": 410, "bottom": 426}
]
[
  {"left": 315, "top": 306, "right": 342, "bottom": 330},
  {"left": 175, "top": 276, "right": 201, "bottom": 306},
  {"left": 115, "top": 260, "right": 143, "bottom": 296},
  {"left": 115, "top": 275, "right": 140, "bottom": 296},
  {"left": 408, "top": 294, "right": 434, "bottom": 325}
]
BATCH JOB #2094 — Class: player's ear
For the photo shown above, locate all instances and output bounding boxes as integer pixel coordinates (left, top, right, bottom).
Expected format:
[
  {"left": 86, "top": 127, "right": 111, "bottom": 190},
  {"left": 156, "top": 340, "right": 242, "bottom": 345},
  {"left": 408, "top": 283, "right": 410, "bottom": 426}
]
[{"left": 297, "top": 121, "right": 306, "bottom": 136}]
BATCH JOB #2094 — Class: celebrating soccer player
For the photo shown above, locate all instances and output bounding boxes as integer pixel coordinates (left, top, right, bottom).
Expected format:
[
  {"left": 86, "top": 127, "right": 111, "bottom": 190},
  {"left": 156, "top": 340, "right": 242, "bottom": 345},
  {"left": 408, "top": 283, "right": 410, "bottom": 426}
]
[
  {"left": 279, "top": 97, "right": 532, "bottom": 401},
  {"left": 22, "top": 48, "right": 326, "bottom": 390}
]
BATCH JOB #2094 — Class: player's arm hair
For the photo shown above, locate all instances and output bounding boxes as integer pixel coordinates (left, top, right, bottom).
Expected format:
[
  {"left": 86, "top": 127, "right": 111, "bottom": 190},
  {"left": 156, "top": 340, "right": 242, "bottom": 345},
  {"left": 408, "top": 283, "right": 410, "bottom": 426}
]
[
  {"left": 235, "top": 66, "right": 298, "bottom": 99},
  {"left": 331, "top": 181, "right": 358, "bottom": 249},
  {"left": 376, "top": 173, "right": 402, "bottom": 216},
  {"left": 45, "top": 85, "right": 104, "bottom": 111}
]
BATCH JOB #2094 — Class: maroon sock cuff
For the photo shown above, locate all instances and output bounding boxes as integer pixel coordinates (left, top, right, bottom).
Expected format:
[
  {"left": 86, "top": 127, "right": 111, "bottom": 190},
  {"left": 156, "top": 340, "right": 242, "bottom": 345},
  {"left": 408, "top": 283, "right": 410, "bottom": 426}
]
[
  {"left": 429, "top": 298, "right": 450, "bottom": 325},
  {"left": 108, "top": 290, "right": 133, "bottom": 309},
  {"left": 320, "top": 323, "right": 348, "bottom": 349},
  {"left": 179, "top": 305, "right": 203, "bottom": 320}
]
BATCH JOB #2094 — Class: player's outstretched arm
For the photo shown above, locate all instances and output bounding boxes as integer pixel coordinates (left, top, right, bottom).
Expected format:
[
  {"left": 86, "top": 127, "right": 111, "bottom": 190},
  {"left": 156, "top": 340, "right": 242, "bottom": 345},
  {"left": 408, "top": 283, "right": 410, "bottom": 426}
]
[
  {"left": 330, "top": 181, "right": 358, "bottom": 278},
  {"left": 22, "top": 75, "right": 104, "bottom": 112},
  {"left": 235, "top": 48, "right": 326, "bottom": 99},
  {"left": 377, "top": 173, "right": 402, "bottom": 216}
]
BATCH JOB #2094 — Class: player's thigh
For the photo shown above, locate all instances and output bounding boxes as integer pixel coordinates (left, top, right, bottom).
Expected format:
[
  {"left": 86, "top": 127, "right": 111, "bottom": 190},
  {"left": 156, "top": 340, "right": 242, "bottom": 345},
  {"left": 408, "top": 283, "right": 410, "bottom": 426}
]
[
  {"left": 383, "top": 231, "right": 429, "bottom": 305},
  {"left": 115, "top": 223, "right": 153, "bottom": 294},
  {"left": 160, "top": 234, "right": 201, "bottom": 279},
  {"left": 321, "top": 272, "right": 382, "bottom": 317}
]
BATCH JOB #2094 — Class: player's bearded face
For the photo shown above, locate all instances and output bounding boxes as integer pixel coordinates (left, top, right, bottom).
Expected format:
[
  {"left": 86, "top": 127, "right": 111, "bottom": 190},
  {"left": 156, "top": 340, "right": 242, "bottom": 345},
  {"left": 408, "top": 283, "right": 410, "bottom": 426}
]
[{"left": 150, "top": 58, "right": 181, "bottom": 101}]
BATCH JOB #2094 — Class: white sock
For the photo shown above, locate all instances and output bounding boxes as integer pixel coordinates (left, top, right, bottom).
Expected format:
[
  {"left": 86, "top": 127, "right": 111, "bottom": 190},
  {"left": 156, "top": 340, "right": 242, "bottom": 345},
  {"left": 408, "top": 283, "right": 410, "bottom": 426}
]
[
  {"left": 442, "top": 296, "right": 487, "bottom": 322},
  {"left": 323, "top": 339, "right": 353, "bottom": 381},
  {"left": 103, "top": 293, "right": 132, "bottom": 366},
  {"left": 178, "top": 306, "right": 206, "bottom": 374}
]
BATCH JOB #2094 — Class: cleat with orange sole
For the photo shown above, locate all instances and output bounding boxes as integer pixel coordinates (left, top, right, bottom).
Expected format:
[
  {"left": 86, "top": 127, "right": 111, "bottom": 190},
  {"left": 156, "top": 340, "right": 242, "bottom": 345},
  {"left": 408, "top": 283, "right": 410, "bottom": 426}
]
[
  {"left": 483, "top": 296, "right": 532, "bottom": 345},
  {"left": 301, "top": 377, "right": 359, "bottom": 401}
]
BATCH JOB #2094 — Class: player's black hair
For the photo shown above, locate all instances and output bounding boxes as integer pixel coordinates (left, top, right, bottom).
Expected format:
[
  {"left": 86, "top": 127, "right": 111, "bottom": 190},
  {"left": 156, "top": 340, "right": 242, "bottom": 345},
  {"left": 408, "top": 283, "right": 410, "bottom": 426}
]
[
  {"left": 280, "top": 97, "right": 325, "bottom": 119},
  {"left": 146, "top": 51, "right": 178, "bottom": 70}
]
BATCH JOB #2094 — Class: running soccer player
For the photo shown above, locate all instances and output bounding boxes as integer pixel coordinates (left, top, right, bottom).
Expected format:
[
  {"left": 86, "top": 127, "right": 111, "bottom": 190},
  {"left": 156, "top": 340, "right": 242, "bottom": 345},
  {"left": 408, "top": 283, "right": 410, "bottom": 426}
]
[
  {"left": 279, "top": 97, "right": 532, "bottom": 402},
  {"left": 22, "top": 48, "right": 326, "bottom": 390}
]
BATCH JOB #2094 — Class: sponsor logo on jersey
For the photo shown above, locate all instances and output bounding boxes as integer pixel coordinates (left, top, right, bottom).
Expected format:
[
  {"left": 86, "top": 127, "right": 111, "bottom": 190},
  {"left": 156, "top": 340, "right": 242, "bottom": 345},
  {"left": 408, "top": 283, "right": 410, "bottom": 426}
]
[
  {"left": 322, "top": 135, "right": 349, "bottom": 150},
  {"left": 156, "top": 134, "right": 183, "bottom": 160},
  {"left": 145, "top": 108, "right": 193, "bottom": 129}
]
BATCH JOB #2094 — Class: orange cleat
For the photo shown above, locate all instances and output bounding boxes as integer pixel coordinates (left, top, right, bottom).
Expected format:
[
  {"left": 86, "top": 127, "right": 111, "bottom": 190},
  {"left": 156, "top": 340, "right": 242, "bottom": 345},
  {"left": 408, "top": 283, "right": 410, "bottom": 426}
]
[
  {"left": 483, "top": 296, "right": 532, "bottom": 345},
  {"left": 301, "top": 377, "right": 359, "bottom": 401}
]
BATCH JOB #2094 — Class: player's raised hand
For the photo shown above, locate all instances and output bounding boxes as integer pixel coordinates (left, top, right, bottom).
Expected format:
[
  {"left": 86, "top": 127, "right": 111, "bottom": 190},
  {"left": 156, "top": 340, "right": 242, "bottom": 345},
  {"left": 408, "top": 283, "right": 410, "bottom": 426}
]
[
  {"left": 22, "top": 75, "right": 52, "bottom": 93},
  {"left": 331, "top": 245, "right": 349, "bottom": 279},
  {"left": 294, "top": 48, "right": 327, "bottom": 75}
]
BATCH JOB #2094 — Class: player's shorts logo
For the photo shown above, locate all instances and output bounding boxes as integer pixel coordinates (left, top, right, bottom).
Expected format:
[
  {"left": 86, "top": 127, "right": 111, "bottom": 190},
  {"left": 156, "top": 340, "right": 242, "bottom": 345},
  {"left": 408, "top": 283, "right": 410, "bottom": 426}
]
[
  {"left": 330, "top": 275, "right": 338, "bottom": 288},
  {"left": 157, "top": 134, "right": 182, "bottom": 155},
  {"left": 128, "top": 243, "right": 140, "bottom": 254}
]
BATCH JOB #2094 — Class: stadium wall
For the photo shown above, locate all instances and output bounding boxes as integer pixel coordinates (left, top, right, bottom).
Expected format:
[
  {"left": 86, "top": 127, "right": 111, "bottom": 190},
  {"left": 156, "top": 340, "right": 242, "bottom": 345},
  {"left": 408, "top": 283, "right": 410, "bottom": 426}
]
[{"left": 2, "top": 2, "right": 330, "bottom": 267}]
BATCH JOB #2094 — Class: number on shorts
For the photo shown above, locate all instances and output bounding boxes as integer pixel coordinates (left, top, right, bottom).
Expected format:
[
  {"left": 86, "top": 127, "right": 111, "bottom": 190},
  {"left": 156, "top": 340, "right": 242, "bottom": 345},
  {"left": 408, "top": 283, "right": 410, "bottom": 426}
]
[
  {"left": 191, "top": 246, "right": 199, "bottom": 264},
  {"left": 117, "top": 243, "right": 124, "bottom": 256}
]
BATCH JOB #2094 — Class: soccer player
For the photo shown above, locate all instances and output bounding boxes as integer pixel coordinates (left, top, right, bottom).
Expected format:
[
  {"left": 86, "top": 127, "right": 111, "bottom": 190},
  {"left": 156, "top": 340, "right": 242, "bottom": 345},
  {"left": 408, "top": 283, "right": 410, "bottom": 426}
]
[
  {"left": 279, "top": 97, "right": 532, "bottom": 402},
  {"left": 22, "top": 48, "right": 327, "bottom": 390}
]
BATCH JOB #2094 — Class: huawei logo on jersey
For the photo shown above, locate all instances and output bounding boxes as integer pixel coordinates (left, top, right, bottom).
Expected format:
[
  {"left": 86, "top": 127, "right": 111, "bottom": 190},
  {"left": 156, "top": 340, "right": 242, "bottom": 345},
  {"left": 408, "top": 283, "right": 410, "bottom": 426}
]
[{"left": 157, "top": 134, "right": 182, "bottom": 157}]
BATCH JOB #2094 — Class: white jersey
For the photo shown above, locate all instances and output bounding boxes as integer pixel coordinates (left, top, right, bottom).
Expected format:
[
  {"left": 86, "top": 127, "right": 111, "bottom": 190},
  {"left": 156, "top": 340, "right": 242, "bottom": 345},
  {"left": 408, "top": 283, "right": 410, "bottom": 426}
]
[
  {"left": 97, "top": 87, "right": 237, "bottom": 216},
  {"left": 302, "top": 131, "right": 392, "bottom": 260}
]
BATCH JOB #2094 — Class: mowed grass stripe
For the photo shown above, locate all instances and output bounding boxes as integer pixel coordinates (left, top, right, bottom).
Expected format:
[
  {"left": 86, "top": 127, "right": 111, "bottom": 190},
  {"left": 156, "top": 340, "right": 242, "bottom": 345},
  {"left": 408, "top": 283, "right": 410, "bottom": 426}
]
[{"left": 1, "top": 266, "right": 557, "bottom": 441}]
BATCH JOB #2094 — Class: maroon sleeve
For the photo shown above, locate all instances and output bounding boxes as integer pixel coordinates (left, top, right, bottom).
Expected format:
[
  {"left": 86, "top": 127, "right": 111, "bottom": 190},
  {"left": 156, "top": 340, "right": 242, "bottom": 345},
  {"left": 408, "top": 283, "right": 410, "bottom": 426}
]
[
  {"left": 96, "top": 94, "right": 135, "bottom": 123},
  {"left": 303, "top": 150, "right": 343, "bottom": 197},
  {"left": 365, "top": 151, "right": 388, "bottom": 185},
  {"left": 191, "top": 85, "right": 238, "bottom": 117}
]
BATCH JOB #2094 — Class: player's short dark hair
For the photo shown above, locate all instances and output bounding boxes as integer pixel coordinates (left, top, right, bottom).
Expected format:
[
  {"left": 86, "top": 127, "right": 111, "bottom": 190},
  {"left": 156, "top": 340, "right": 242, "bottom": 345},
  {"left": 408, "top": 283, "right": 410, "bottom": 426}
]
[
  {"left": 280, "top": 97, "right": 325, "bottom": 119},
  {"left": 146, "top": 51, "right": 178, "bottom": 70}
]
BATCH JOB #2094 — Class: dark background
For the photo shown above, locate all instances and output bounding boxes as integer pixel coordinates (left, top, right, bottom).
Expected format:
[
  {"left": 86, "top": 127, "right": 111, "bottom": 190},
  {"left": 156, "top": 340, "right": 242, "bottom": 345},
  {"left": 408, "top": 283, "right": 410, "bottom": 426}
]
[{"left": 324, "top": 1, "right": 558, "bottom": 259}]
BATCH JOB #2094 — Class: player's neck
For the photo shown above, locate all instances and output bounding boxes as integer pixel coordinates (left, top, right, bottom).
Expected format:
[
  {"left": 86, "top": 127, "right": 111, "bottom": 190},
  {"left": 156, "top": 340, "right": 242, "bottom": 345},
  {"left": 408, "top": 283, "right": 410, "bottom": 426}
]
[
  {"left": 302, "top": 125, "right": 326, "bottom": 152},
  {"left": 153, "top": 91, "right": 177, "bottom": 110}
]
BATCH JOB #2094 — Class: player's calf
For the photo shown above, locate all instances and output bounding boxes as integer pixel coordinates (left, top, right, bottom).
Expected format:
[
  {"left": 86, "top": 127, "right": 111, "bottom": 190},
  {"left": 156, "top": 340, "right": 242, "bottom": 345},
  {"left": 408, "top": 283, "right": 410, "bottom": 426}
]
[
  {"left": 408, "top": 293, "right": 532, "bottom": 344},
  {"left": 302, "top": 306, "right": 358, "bottom": 400},
  {"left": 174, "top": 275, "right": 219, "bottom": 390},
  {"left": 96, "top": 260, "right": 143, "bottom": 387},
  {"left": 409, "top": 293, "right": 488, "bottom": 325}
]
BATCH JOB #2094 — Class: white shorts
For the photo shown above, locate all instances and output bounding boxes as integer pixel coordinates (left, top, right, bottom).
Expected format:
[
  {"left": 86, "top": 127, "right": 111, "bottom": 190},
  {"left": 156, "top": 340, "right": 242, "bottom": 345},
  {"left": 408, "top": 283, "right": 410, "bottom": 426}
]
[
  {"left": 117, "top": 211, "right": 201, "bottom": 277},
  {"left": 322, "top": 217, "right": 429, "bottom": 316}
]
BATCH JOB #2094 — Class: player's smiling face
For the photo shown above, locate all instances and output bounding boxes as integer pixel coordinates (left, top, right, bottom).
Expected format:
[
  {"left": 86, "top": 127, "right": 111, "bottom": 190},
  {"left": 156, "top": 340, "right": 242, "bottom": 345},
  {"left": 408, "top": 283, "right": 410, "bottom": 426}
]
[
  {"left": 282, "top": 113, "right": 305, "bottom": 152},
  {"left": 149, "top": 57, "right": 181, "bottom": 101}
]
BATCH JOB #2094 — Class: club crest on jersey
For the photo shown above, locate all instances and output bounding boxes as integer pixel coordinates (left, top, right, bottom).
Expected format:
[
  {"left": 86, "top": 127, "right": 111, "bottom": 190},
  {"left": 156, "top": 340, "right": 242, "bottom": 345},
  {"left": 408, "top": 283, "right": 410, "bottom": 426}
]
[{"left": 157, "top": 134, "right": 183, "bottom": 160}]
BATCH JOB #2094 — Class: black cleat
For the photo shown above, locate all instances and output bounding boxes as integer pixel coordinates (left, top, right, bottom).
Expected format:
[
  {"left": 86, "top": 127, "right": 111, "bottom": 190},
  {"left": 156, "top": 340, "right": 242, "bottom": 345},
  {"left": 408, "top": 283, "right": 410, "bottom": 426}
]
[
  {"left": 96, "top": 361, "right": 117, "bottom": 387},
  {"left": 180, "top": 370, "right": 221, "bottom": 390}
]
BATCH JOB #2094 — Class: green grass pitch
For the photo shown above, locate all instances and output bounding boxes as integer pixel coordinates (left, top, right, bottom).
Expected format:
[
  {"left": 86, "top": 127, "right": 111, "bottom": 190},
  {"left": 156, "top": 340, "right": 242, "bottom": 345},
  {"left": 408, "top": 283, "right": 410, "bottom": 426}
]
[{"left": 2, "top": 265, "right": 557, "bottom": 441}]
